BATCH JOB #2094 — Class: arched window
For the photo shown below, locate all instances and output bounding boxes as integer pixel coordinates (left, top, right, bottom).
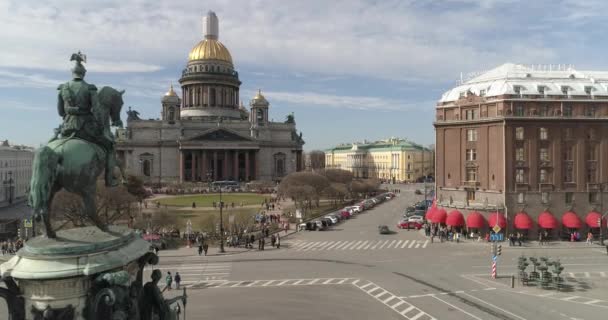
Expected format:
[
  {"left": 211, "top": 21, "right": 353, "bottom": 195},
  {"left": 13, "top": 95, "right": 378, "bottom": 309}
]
[
  {"left": 143, "top": 160, "right": 151, "bottom": 176},
  {"left": 274, "top": 153, "right": 286, "bottom": 177}
]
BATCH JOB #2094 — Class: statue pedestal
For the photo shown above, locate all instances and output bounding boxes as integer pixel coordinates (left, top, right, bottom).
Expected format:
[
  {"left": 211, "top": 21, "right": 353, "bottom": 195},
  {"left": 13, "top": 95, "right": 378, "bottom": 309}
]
[{"left": 1, "top": 226, "right": 151, "bottom": 320}]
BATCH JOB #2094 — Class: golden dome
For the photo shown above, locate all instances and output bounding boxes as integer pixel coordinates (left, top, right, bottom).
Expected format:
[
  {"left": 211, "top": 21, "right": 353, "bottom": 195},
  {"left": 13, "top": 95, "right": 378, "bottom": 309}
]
[
  {"left": 164, "top": 83, "right": 177, "bottom": 96},
  {"left": 253, "top": 89, "right": 266, "bottom": 100},
  {"left": 188, "top": 39, "right": 233, "bottom": 64}
]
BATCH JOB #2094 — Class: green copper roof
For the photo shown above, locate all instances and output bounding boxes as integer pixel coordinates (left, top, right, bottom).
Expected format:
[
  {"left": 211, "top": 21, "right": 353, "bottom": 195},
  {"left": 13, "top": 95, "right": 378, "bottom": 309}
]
[{"left": 325, "top": 139, "right": 430, "bottom": 153}]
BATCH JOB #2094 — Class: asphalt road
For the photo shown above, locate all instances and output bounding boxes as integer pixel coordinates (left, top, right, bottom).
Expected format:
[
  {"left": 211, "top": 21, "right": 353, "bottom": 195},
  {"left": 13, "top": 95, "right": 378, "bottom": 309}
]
[
  {"left": 3, "top": 183, "right": 607, "bottom": 319},
  {"left": 156, "top": 183, "right": 608, "bottom": 319}
]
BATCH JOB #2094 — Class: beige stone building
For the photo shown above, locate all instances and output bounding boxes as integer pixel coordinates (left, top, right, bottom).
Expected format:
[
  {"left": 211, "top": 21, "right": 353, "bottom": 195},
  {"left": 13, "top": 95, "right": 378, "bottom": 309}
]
[
  {"left": 325, "top": 138, "right": 434, "bottom": 182},
  {"left": 435, "top": 63, "right": 608, "bottom": 238},
  {"left": 116, "top": 11, "right": 304, "bottom": 184},
  {"left": 0, "top": 140, "right": 34, "bottom": 207}
]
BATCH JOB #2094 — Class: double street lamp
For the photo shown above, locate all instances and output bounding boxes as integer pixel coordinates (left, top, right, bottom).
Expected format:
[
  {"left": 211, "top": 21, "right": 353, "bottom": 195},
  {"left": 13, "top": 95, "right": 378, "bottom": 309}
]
[{"left": 207, "top": 171, "right": 225, "bottom": 253}]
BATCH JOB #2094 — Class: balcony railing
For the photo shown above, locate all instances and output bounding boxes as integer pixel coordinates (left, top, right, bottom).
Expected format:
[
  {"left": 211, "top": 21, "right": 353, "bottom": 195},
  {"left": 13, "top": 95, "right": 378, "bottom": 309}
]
[
  {"left": 538, "top": 183, "right": 554, "bottom": 192},
  {"left": 462, "top": 180, "right": 480, "bottom": 189},
  {"left": 587, "top": 183, "right": 600, "bottom": 192}
]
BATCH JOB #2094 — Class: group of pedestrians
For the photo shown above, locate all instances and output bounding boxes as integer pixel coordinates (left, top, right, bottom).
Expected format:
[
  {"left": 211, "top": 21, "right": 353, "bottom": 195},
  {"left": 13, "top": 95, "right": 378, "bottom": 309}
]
[
  {"left": 164, "top": 271, "right": 182, "bottom": 291},
  {"left": 426, "top": 224, "right": 462, "bottom": 243},
  {"left": 1, "top": 239, "right": 23, "bottom": 255},
  {"left": 508, "top": 233, "right": 524, "bottom": 246}
]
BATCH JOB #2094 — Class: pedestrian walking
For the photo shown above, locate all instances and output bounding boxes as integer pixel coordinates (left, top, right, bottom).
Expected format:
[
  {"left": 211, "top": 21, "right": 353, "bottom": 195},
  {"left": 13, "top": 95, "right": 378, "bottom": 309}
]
[
  {"left": 586, "top": 232, "right": 593, "bottom": 245},
  {"left": 258, "top": 238, "right": 262, "bottom": 250},
  {"left": 198, "top": 244, "right": 203, "bottom": 256},
  {"left": 174, "top": 272, "right": 181, "bottom": 289},
  {"left": 165, "top": 271, "right": 173, "bottom": 291},
  {"left": 154, "top": 246, "right": 159, "bottom": 256},
  {"left": 261, "top": 237, "right": 265, "bottom": 250},
  {"left": 203, "top": 243, "right": 209, "bottom": 255},
  {"left": 276, "top": 234, "right": 280, "bottom": 249},
  {"left": 517, "top": 233, "right": 522, "bottom": 246},
  {"left": 271, "top": 234, "right": 276, "bottom": 247}
]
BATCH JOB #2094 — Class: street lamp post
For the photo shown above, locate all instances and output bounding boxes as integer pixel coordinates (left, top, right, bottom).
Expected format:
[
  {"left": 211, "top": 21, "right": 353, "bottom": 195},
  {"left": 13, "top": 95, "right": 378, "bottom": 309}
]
[{"left": 208, "top": 171, "right": 225, "bottom": 253}]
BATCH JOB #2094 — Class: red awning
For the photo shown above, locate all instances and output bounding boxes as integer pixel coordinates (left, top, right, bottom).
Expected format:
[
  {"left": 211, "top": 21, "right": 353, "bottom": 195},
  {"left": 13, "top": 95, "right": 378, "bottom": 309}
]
[
  {"left": 514, "top": 212, "right": 533, "bottom": 230},
  {"left": 446, "top": 210, "right": 465, "bottom": 227},
  {"left": 488, "top": 212, "right": 506, "bottom": 228},
  {"left": 585, "top": 211, "right": 607, "bottom": 228},
  {"left": 538, "top": 211, "right": 558, "bottom": 229},
  {"left": 425, "top": 207, "right": 435, "bottom": 221},
  {"left": 466, "top": 211, "right": 485, "bottom": 228},
  {"left": 431, "top": 208, "right": 447, "bottom": 224},
  {"left": 562, "top": 211, "right": 582, "bottom": 229}
]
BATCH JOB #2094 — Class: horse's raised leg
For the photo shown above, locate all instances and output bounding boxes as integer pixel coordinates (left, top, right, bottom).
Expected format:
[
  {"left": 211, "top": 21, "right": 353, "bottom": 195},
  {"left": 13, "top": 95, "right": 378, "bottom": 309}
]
[{"left": 82, "top": 190, "right": 108, "bottom": 232}]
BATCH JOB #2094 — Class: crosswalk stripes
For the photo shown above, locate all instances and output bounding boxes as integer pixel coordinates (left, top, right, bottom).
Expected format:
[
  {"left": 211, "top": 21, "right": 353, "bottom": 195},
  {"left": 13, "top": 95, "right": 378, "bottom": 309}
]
[
  {"left": 517, "top": 289, "right": 608, "bottom": 307},
  {"left": 289, "top": 239, "right": 429, "bottom": 252},
  {"left": 565, "top": 271, "right": 608, "bottom": 279},
  {"left": 145, "top": 262, "right": 232, "bottom": 287},
  {"left": 353, "top": 280, "right": 436, "bottom": 320},
  {"left": 191, "top": 277, "right": 356, "bottom": 289}
]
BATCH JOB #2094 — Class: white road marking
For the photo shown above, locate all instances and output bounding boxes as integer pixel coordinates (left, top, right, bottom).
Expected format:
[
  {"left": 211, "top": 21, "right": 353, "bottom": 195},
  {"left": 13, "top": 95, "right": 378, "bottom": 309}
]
[
  {"left": 334, "top": 241, "right": 350, "bottom": 250},
  {"left": 348, "top": 240, "right": 364, "bottom": 250},
  {"left": 400, "top": 306, "right": 415, "bottom": 315},
  {"left": 370, "top": 240, "right": 383, "bottom": 249},
  {"left": 431, "top": 295, "right": 484, "bottom": 320},
  {"left": 460, "top": 292, "right": 528, "bottom": 320},
  {"left": 314, "top": 241, "right": 334, "bottom": 250},
  {"left": 408, "top": 240, "right": 416, "bottom": 248},
  {"left": 297, "top": 242, "right": 317, "bottom": 251},
  {"left": 326, "top": 241, "right": 343, "bottom": 250},
  {"left": 584, "top": 299, "right": 602, "bottom": 305},
  {"left": 363, "top": 241, "right": 373, "bottom": 250},
  {"left": 386, "top": 240, "right": 397, "bottom": 248},
  {"left": 323, "top": 278, "right": 335, "bottom": 284},
  {"left": 562, "top": 296, "right": 581, "bottom": 301},
  {"left": 422, "top": 240, "right": 429, "bottom": 248},
  {"left": 355, "top": 241, "right": 369, "bottom": 249},
  {"left": 307, "top": 241, "right": 328, "bottom": 251},
  {"left": 359, "top": 282, "right": 374, "bottom": 290},
  {"left": 415, "top": 242, "right": 420, "bottom": 248},
  {"left": 379, "top": 240, "right": 391, "bottom": 249},
  {"left": 401, "top": 240, "right": 410, "bottom": 248},
  {"left": 341, "top": 241, "right": 357, "bottom": 250},
  {"left": 394, "top": 240, "right": 403, "bottom": 248},
  {"left": 600, "top": 272, "right": 607, "bottom": 277},
  {"left": 409, "top": 312, "right": 426, "bottom": 320}
]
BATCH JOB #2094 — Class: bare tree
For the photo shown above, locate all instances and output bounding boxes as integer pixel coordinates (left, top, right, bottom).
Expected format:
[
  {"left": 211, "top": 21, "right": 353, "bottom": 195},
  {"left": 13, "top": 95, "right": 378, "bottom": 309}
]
[
  {"left": 307, "top": 150, "right": 326, "bottom": 171},
  {"left": 51, "top": 181, "right": 137, "bottom": 228},
  {"left": 318, "top": 168, "right": 353, "bottom": 184}
]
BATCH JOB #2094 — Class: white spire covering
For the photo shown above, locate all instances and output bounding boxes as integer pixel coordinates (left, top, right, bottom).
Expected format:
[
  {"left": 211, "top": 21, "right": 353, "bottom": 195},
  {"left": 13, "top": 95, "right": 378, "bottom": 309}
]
[{"left": 204, "top": 11, "right": 219, "bottom": 40}]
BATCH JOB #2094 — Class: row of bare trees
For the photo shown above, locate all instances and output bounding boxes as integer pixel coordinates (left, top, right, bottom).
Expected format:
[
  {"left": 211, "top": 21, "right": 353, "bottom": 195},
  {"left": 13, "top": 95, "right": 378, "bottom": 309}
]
[
  {"left": 278, "top": 169, "right": 380, "bottom": 211},
  {"left": 51, "top": 175, "right": 150, "bottom": 229}
]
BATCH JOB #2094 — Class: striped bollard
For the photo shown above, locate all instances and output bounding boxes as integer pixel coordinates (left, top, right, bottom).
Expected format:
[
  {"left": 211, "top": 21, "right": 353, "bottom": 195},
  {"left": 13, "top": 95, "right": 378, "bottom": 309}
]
[{"left": 491, "top": 261, "right": 497, "bottom": 279}]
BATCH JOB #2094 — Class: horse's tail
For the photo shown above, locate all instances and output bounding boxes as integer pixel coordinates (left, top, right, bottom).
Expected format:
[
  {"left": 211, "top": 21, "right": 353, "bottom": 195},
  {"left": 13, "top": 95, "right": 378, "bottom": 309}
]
[{"left": 28, "top": 145, "right": 59, "bottom": 219}]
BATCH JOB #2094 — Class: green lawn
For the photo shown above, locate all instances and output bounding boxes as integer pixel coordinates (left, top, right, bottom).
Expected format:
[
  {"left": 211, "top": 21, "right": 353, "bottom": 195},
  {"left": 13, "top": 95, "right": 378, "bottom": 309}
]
[{"left": 156, "top": 193, "right": 271, "bottom": 207}]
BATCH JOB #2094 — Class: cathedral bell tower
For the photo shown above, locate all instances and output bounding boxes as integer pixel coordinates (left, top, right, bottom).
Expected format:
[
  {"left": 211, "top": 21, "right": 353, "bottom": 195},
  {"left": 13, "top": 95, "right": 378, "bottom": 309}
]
[
  {"left": 162, "top": 83, "right": 181, "bottom": 123},
  {"left": 250, "top": 89, "right": 269, "bottom": 126}
]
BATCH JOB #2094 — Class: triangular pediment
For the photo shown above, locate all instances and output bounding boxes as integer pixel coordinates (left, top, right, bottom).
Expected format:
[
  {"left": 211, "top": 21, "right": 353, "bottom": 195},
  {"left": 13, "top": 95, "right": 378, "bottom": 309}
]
[{"left": 188, "top": 128, "right": 252, "bottom": 142}]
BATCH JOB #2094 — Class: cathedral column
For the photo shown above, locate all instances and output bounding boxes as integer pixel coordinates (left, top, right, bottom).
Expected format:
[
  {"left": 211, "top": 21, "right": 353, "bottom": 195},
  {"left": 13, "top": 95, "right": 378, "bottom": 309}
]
[
  {"left": 254, "top": 151, "right": 259, "bottom": 180},
  {"left": 179, "top": 150, "right": 184, "bottom": 183},
  {"left": 190, "top": 151, "right": 197, "bottom": 182},
  {"left": 223, "top": 150, "right": 229, "bottom": 180},
  {"left": 202, "top": 150, "right": 208, "bottom": 181},
  {"left": 207, "top": 87, "right": 211, "bottom": 106},
  {"left": 245, "top": 151, "right": 250, "bottom": 181},
  {"left": 213, "top": 151, "right": 218, "bottom": 181},
  {"left": 233, "top": 150, "right": 240, "bottom": 181}
]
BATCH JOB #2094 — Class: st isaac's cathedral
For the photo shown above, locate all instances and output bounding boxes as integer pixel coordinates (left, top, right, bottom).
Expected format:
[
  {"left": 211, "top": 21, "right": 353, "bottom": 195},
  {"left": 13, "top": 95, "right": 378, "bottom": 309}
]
[{"left": 116, "top": 11, "right": 305, "bottom": 185}]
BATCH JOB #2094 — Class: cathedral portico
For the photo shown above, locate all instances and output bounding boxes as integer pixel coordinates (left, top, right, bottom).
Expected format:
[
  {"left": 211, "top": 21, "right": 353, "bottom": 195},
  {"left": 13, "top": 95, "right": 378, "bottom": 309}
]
[{"left": 116, "top": 11, "right": 304, "bottom": 185}]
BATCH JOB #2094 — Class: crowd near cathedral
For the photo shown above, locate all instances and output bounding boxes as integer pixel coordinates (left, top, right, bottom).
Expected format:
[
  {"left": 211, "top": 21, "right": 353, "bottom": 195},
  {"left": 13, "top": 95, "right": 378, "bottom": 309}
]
[{"left": 116, "top": 12, "right": 305, "bottom": 185}]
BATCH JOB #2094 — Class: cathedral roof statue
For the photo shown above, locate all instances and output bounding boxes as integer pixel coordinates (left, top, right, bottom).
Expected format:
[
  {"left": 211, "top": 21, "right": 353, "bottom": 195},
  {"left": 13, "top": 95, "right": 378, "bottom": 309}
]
[{"left": 188, "top": 11, "right": 233, "bottom": 64}]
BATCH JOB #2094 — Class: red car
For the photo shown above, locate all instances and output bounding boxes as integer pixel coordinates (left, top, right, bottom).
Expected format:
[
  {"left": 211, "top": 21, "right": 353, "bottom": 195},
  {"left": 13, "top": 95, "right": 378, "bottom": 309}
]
[
  {"left": 397, "top": 220, "right": 422, "bottom": 230},
  {"left": 340, "top": 210, "right": 351, "bottom": 219}
]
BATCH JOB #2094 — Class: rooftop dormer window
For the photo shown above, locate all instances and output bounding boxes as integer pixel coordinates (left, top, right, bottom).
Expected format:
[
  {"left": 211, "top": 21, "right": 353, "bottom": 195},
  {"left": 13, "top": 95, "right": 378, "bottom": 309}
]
[
  {"left": 585, "top": 86, "right": 594, "bottom": 97},
  {"left": 479, "top": 89, "right": 486, "bottom": 97},
  {"left": 561, "top": 86, "right": 570, "bottom": 98},
  {"left": 537, "top": 85, "right": 546, "bottom": 97},
  {"left": 513, "top": 85, "right": 522, "bottom": 97}
]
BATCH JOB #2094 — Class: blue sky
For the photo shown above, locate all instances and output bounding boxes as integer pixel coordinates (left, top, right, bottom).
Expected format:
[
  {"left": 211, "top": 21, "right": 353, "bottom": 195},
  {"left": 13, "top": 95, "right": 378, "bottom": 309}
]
[{"left": 1, "top": 0, "right": 607, "bottom": 150}]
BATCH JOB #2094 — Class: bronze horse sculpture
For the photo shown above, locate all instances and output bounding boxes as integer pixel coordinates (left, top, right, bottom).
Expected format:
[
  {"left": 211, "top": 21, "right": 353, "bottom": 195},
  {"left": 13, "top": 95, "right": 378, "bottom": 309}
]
[{"left": 28, "top": 86, "right": 124, "bottom": 238}]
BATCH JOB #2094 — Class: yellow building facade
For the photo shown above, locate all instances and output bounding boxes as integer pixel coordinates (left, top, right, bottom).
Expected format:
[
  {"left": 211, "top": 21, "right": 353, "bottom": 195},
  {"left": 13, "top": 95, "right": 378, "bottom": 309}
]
[{"left": 325, "top": 138, "right": 434, "bottom": 182}]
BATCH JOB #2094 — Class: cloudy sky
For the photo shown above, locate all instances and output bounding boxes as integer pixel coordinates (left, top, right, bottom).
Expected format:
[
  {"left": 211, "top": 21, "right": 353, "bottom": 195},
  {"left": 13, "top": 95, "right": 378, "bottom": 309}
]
[{"left": 1, "top": 0, "right": 607, "bottom": 150}]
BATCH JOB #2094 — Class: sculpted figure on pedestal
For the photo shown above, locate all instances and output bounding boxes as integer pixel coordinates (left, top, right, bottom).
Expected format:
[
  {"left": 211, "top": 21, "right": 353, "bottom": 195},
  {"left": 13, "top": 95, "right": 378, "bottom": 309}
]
[{"left": 28, "top": 52, "right": 125, "bottom": 238}]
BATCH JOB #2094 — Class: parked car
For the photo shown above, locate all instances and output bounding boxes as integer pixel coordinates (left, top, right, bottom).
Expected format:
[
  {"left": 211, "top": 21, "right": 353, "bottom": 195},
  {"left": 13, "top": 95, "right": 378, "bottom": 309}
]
[
  {"left": 407, "top": 215, "right": 424, "bottom": 223},
  {"left": 321, "top": 217, "right": 334, "bottom": 226},
  {"left": 397, "top": 220, "right": 423, "bottom": 230},
  {"left": 340, "top": 210, "right": 351, "bottom": 219},
  {"left": 324, "top": 215, "right": 338, "bottom": 224},
  {"left": 305, "top": 221, "right": 317, "bottom": 231},
  {"left": 351, "top": 205, "right": 362, "bottom": 213},
  {"left": 378, "top": 225, "right": 391, "bottom": 234},
  {"left": 315, "top": 220, "right": 327, "bottom": 230}
]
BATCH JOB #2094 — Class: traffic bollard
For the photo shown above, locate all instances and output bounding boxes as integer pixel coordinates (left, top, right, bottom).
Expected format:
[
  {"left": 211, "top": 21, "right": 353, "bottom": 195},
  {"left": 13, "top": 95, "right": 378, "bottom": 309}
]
[{"left": 511, "top": 275, "right": 515, "bottom": 288}]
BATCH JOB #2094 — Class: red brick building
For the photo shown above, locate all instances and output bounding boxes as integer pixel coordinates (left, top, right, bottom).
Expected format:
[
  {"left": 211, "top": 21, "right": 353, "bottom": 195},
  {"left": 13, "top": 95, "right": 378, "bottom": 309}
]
[{"left": 434, "top": 63, "right": 608, "bottom": 240}]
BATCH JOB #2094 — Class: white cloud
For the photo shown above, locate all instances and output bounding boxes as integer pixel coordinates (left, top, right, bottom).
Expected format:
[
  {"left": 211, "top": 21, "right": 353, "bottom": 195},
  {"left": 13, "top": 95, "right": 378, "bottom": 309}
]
[
  {"left": 1, "top": 0, "right": 598, "bottom": 83},
  {"left": 0, "top": 70, "right": 62, "bottom": 88},
  {"left": 0, "top": 100, "right": 49, "bottom": 111},
  {"left": 248, "top": 90, "right": 432, "bottom": 112}
]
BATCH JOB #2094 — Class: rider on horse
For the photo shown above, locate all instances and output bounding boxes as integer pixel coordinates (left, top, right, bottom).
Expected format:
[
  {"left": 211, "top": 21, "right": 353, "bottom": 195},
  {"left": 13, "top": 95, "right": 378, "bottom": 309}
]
[{"left": 56, "top": 52, "right": 120, "bottom": 187}]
